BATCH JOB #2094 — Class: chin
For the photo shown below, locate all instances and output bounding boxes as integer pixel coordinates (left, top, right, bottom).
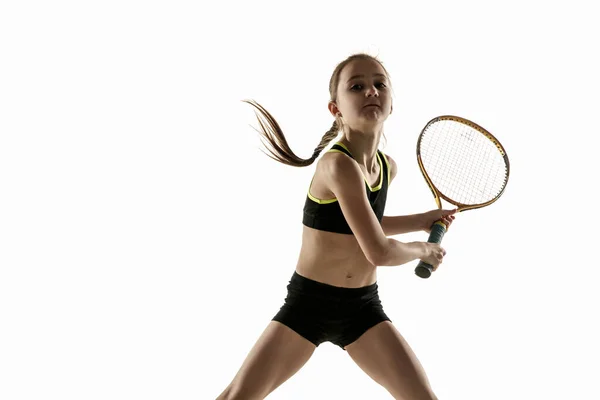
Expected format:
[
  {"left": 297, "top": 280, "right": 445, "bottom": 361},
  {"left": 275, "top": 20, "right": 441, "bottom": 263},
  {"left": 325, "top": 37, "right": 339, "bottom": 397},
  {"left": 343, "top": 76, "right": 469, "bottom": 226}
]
[
  {"left": 363, "top": 107, "right": 388, "bottom": 118},
  {"left": 361, "top": 113, "right": 388, "bottom": 124}
]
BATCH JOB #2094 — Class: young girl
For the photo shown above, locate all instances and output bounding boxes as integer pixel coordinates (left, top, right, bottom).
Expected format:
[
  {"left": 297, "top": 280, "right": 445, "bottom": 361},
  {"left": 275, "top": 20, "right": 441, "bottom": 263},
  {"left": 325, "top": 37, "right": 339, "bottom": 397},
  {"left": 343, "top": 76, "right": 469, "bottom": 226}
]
[{"left": 217, "top": 53, "right": 456, "bottom": 400}]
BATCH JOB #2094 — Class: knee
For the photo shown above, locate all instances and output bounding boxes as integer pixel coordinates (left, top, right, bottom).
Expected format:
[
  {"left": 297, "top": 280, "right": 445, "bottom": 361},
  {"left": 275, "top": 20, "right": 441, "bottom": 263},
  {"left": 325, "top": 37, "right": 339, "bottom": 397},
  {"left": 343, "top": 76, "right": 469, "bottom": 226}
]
[
  {"left": 418, "top": 390, "right": 438, "bottom": 400},
  {"left": 216, "top": 382, "right": 267, "bottom": 400},
  {"left": 395, "top": 388, "right": 438, "bottom": 400},
  {"left": 418, "top": 391, "right": 438, "bottom": 400}
]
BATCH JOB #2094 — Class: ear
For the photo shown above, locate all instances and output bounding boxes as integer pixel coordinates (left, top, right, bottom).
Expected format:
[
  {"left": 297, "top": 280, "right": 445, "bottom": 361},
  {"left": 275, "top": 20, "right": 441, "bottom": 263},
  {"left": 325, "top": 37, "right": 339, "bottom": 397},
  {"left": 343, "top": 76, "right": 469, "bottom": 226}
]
[
  {"left": 390, "top": 103, "right": 393, "bottom": 115},
  {"left": 328, "top": 101, "right": 341, "bottom": 118}
]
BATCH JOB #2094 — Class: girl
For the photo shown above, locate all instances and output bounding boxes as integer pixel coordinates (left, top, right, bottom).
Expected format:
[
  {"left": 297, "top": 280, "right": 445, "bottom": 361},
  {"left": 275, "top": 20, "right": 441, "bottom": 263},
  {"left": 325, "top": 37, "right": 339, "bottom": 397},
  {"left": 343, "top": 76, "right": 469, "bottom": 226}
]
[{"left": 217, "top": 53, "right": 456, "bottom": 400}]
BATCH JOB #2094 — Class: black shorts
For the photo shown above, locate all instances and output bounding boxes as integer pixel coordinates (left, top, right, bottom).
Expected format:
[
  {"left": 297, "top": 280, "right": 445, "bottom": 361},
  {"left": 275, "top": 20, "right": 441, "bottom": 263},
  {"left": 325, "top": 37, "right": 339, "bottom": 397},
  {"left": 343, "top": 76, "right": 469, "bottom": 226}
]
[{"left": 272, "top": 271, "right": 391, "bottom": 350}]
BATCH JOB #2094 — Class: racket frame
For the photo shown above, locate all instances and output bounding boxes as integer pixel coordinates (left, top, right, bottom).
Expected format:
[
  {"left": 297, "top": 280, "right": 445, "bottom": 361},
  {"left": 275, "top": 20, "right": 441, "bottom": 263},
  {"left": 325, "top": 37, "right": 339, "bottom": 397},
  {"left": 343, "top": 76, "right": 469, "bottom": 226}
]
[{"left": 416, "top": 115, "right": 510, "bottom": 213}]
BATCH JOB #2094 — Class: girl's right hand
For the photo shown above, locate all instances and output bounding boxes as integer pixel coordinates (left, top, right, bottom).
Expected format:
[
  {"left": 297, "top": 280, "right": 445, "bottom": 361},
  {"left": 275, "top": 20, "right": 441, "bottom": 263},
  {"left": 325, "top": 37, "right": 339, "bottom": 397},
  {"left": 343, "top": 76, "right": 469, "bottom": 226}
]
[{"left": 422, "top": 243, "right": 446, "bottom": 271}]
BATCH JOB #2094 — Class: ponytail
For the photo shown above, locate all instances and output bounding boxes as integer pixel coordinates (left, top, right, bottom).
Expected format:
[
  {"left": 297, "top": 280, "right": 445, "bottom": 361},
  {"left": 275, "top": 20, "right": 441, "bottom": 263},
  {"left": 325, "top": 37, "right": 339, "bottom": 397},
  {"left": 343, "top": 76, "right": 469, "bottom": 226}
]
[{"left": 243, "top": 99, "right": 339, "bottom": 167}]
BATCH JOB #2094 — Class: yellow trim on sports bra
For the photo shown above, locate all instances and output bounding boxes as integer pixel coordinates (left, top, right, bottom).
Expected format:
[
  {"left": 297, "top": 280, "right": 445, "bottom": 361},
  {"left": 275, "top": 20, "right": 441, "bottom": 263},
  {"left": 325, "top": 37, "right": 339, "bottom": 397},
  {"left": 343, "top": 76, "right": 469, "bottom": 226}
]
[
  {"left": 369, "top": 152, "right": 384, "bottom": 192},
  {"left": 380, "top": 152, "right": 391, "bottom": 186},
  {"left": 307, "top": 176, "right": 339, "bottom": 204}
]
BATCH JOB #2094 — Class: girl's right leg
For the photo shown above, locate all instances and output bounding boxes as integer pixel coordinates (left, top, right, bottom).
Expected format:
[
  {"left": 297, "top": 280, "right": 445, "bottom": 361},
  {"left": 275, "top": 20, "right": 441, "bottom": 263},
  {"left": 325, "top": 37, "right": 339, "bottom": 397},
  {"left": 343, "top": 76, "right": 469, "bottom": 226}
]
[{"left": 216, "top": 321, "right": 317, "bottom": 400}]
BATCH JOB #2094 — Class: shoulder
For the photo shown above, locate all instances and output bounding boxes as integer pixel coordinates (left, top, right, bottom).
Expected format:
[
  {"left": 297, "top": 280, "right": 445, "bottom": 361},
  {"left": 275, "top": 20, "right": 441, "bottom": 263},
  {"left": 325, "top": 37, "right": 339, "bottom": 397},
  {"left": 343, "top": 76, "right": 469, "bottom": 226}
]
[
  {"left": 380, "top": 152, "right": 398, "bottom": 184},
  {"left": 317, "top": 151, "right": 363, "bottom": 185},
  {"left": 305, "top": 151, "right": 363, "bottom": 201}
]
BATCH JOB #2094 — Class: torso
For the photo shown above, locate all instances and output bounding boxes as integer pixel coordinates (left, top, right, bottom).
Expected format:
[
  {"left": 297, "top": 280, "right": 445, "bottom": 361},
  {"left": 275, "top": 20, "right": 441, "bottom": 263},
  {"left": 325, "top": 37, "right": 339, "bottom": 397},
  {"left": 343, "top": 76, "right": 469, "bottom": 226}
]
[
  {"left": 295, "top": 152, "right": 383, "bottom": 288},
  {"left": 295, "top": 226, "right": 378, "bottom": 288}
]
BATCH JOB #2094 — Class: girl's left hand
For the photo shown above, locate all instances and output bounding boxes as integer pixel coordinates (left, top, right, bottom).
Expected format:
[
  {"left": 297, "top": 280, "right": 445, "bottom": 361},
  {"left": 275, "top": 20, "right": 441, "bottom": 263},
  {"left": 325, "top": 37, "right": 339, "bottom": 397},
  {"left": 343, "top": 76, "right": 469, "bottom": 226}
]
[{"left": 420, "top": 208, "right": 457, "bottom": 233}]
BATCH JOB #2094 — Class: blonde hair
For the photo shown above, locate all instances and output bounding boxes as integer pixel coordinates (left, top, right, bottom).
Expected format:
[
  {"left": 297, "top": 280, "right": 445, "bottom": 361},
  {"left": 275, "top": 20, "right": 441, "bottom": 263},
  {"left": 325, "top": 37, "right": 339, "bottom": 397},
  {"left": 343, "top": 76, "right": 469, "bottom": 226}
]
[{"left": 243, "top": 53, "right": 391, "bottom": 167}]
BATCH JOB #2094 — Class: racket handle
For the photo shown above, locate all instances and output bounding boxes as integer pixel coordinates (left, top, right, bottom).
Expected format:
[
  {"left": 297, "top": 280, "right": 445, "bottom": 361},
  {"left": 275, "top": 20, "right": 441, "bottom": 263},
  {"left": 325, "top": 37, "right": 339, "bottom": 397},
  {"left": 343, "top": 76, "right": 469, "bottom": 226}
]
[{"left": 415, "top": 221, "right": 447, "bottom": 279}]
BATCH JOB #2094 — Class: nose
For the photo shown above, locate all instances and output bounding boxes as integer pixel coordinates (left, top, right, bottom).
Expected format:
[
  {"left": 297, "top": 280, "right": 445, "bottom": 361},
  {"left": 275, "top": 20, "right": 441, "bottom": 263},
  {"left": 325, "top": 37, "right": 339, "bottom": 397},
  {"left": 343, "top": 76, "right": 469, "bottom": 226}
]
[{"left": 366, "top": 85, "right": 379, "bottom": 97}]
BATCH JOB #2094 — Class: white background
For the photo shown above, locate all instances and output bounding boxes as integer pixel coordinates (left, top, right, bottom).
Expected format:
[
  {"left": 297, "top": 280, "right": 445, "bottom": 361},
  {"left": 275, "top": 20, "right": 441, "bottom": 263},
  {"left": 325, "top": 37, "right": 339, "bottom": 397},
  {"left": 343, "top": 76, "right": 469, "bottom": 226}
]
[{"left": 1, "top": 1, "right": 598, "bottom": 399}]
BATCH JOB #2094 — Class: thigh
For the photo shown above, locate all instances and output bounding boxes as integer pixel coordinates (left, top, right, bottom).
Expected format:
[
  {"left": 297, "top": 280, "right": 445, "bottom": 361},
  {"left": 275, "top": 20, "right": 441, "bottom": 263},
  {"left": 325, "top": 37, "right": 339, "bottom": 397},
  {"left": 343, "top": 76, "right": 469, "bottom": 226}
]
[
  {"left": 218, "top": 321, "right": 316, "bottom": 400},
  {"left": 344, "top": 321, "right": 437, "bottom": 400}
]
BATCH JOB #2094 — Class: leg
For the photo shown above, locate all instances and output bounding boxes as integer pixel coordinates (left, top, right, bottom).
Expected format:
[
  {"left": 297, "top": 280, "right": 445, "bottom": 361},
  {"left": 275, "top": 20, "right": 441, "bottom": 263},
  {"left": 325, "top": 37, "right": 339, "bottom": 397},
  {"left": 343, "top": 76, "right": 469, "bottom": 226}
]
[
  {"left": 217, "top": 321, "right": 316, "bottom": 400},
  {"left": 345, "top": 321, "right": 438, "bottom": 400}
]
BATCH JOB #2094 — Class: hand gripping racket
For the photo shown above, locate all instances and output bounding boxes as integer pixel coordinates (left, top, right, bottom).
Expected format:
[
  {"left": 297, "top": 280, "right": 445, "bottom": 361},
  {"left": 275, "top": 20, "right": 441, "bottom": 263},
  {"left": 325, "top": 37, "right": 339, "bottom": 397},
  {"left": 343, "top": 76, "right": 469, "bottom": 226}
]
[{"left": 415, "top": 116, "right": 510, "bottom": 279}]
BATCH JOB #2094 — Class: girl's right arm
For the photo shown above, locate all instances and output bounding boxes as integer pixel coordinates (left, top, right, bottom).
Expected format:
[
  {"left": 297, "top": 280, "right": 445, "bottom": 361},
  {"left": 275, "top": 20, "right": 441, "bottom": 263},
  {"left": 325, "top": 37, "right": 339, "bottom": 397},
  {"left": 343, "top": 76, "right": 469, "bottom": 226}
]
[{"left": 324, "top": 153, "right": 446, "bottom": 268}]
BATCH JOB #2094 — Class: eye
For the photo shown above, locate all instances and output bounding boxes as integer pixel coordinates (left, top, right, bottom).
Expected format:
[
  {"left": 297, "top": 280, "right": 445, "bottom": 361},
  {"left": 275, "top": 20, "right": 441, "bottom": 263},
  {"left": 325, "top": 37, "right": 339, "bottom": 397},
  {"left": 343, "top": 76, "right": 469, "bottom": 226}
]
[
  {"left": 376, "top": 82, "right": 387, "bottom": 89},
  {"left": 350, "top": 84, "right": 363, "bottom": 91}
]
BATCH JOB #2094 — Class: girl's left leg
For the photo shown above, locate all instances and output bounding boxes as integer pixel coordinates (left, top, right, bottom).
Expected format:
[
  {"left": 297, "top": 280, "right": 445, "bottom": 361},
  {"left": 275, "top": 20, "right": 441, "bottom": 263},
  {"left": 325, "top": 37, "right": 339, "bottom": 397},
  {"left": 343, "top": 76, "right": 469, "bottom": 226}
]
[{"left": 344, "top": 321, "right": 438, "bottom": 400}]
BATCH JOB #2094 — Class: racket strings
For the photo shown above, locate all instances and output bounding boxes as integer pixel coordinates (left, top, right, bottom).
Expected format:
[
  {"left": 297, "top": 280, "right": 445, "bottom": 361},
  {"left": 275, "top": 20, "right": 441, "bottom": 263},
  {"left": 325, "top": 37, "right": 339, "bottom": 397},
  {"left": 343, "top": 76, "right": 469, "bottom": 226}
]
[{"left": 420, "top": 120, "right": 508, "bottom": 205}]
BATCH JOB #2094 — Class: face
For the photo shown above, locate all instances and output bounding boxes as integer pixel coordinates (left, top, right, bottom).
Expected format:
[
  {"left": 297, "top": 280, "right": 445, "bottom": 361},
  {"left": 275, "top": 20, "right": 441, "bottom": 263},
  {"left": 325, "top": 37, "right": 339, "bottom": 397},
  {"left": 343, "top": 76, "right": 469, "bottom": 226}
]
[{"left": 329, "top": 58, "right": 393, "bottom": 131}]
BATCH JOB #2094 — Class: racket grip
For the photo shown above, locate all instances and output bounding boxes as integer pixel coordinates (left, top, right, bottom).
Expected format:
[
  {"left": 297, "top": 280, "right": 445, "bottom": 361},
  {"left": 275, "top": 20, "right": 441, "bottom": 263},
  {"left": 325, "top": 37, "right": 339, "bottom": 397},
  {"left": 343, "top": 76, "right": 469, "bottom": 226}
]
[{"left": 415, "top": 221, "right": 447, "bottom": 279}]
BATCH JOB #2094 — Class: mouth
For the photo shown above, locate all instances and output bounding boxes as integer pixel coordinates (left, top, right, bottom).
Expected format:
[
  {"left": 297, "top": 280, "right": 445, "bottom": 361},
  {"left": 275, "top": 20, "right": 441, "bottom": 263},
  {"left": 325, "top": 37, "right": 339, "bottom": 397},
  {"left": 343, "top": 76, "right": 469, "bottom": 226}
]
[{"left": 364, "top": 104, "right": 380, "bottom": 108}]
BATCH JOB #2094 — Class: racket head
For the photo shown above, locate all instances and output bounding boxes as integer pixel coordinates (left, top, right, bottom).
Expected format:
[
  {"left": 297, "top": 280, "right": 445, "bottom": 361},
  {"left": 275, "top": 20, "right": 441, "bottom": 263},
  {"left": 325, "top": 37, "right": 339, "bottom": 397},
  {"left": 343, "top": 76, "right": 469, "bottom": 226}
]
[{"left": 416, "top": 115, "right": 510, "bottom": 212}]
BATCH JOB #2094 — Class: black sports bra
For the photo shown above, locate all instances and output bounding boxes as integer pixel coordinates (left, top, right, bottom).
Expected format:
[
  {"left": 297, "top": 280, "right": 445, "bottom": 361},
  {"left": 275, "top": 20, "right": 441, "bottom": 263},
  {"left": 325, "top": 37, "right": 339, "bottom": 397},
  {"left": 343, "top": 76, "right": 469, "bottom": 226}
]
[{"left": 302, "top": 142, "right": 390, "bottom": 235}]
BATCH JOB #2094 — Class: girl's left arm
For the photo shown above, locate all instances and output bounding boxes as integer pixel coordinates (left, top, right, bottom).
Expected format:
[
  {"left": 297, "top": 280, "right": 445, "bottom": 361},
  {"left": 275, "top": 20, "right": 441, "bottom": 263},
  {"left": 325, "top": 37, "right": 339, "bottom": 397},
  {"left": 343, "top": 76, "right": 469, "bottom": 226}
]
[{"left": 381, "top": 214, "right": 426, "bottom": 236}]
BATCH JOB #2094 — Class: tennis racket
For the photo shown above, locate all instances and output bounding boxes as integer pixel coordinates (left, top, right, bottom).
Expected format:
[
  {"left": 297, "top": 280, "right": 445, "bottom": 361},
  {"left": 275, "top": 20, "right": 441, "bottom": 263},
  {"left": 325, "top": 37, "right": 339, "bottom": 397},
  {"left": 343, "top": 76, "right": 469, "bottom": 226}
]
[{"left": 415, "top": 115, "right": 510, "bottom": 279}]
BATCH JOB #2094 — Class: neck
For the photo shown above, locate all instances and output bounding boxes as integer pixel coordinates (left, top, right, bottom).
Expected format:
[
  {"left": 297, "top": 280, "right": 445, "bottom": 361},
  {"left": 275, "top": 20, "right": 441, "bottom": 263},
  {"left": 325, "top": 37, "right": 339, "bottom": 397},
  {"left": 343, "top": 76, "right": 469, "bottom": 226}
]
[{"left": 339, "top": 128, "right": 382, "bottom": 172}]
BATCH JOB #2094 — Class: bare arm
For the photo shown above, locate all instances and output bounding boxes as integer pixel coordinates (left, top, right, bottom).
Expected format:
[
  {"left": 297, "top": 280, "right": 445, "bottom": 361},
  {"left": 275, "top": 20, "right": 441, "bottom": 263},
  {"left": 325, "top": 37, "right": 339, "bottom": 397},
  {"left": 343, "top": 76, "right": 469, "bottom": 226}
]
[
  {"left": 378, "top": 239, "right": 429, "bottom": 267},
  {"left": 381, "top": 214, "right": 425, "bottom": 236}
]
